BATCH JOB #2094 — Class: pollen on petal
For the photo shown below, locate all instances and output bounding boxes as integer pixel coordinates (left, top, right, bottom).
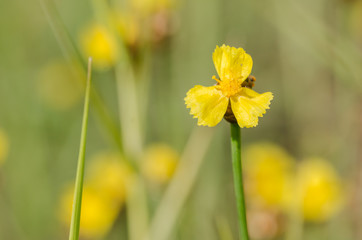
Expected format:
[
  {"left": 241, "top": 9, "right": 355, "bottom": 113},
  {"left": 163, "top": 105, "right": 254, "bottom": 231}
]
[
  {"left": 185, "top": 85, "right": 229, "bottom": 127},
  {"left": 230, "top": 88, "right": 273, "bottom": 128}
]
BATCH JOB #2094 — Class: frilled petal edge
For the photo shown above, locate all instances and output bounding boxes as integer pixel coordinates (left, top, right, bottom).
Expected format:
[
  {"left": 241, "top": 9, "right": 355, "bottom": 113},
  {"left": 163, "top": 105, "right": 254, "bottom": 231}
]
[
  {"left": 230, "top": 88, "right": 273, "bottom": 128},
  {"left": 184, "top": 85, "right": 229, "bottom": 127}
]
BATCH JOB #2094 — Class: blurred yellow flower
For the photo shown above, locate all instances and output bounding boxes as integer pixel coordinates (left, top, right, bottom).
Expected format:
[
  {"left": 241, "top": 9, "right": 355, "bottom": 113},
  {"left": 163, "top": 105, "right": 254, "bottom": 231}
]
[
  {"left": 142, "top": 143, "right": 179, "bottom": 184},
  {"left": 0, "top": 129, "right": 9, "bottom": 166},
  {"left": 37, "top": 60, "right": 83, "bottom": 110},
  {"left": 185, "top": 45, "right": 273, "bottom": 128},
  {"left": 244, "top": 143, "right": 295, "bottom": 208},
  {"left": 58, "top": 152, "right": 133, "bottom": 238},
  {"left": 114, "top": 12, "right": 140, "bottom": 46},
  {"left": 59, "top": 185, "right": 120, "bottom": 238},
  {"left": 80, "top": 24, "right": 119, "bottom": 69},
  {"left": 87, "top": 152, "right": 134, "bottom": 203},
  {"left": 131, "top": 0, "right": 174, "bottom": 15},
  {"left": 296, "top": 158, "right": 343, "bottom": 222}
]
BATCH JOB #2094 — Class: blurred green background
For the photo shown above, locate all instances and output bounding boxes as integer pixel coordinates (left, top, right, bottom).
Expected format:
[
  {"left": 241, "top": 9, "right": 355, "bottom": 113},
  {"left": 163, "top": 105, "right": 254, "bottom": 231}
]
[{"left": 0, "top": 0, "right": 361, "bottom": 239}]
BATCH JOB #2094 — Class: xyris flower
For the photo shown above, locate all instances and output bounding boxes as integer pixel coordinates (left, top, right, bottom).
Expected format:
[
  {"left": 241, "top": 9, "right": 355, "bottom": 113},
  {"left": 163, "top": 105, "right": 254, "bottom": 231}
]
[
  {"left": 59, "top": 185, "right": 120, "bottom": 239},
  {"left": 296, "top": 158, "right": 343, "bottom": 222},
  {"left": 87, "top": 152, "right": 133, "bottom": 203},
  {"left": 142, "top": 143, "right": 179, "bottom": 184},
  {"left": 185, "top": 45, "right": 273, "bottom": 128},
  {"left": 79, "top": 23, "right": 119, "bottom": 70},
  {"left": 244, "top": 142, "right": 295, "bottom": 209},
  {"left": 37, "top": 60, "right": 83, "bottom": 110}
]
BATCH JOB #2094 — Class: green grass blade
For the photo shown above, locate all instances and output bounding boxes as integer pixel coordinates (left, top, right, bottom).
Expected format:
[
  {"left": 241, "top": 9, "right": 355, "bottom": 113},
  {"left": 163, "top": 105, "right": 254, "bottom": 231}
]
[{"left": 68, "top": 58, "right": 92, "bottom": 240}]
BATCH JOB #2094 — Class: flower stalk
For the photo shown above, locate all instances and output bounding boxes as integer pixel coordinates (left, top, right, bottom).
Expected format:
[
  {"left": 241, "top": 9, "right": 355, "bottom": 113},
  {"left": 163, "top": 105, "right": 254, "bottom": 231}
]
[{"left": 230, "top": 123, "right": 249, "bottom": 240}]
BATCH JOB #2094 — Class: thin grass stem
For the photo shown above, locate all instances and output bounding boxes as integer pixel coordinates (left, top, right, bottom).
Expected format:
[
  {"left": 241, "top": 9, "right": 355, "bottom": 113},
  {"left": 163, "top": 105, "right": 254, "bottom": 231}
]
[{"left": 68, "top": 58, "right": 92, "bottom": 240}]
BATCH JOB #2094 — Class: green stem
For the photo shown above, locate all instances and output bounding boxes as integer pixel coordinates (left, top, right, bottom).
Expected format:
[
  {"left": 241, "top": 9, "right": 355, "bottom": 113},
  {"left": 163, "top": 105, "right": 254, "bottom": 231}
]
[
  {"left": 230, "top": 123, "right": 249, "bottom": 240},
  {"left": 68, "top": 58, "right": 92, "bottom": 240},
  {"left": 126, "top": 177, "right": 149, "bottom": 240},
  {"left": 89, "top": 0, "right": 143, "bottom": 161}
]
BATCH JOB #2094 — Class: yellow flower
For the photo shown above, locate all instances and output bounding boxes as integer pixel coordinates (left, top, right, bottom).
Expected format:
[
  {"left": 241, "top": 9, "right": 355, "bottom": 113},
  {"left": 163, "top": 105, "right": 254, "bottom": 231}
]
[
  {"left": 142, "top": 143, "right": 178, "bottom": 184},
  {"left": 296, "top": 158, "right": 343, "bottom": 222},
  {"left": 244, "top": 142, "right": 295, "bottom": 208},
  {"left": 185, "top": 45, "right": 273, "bottom": 128},
  {"left": 37, "top": 60, "right": 83, "bottom": 110},
  {"left": 59, "top": 185, "right": 120, "bottom": 238},
  {"left": 0, "top": 129, "right": 9, "bottom": 166},
  {"left": 80, "top": 24, "right": 119, "bottom": 69},
  {"left": 87, "top": 152, "right": 134, "bottom": 203}
]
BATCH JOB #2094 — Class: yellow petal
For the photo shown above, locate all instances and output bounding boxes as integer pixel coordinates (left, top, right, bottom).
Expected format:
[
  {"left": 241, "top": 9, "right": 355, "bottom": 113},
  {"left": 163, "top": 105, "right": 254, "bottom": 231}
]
[
  {"left": 185, "top": 85, "right": 228, "bottom": 127},
  {"left": 230, "top": 88, "right": 273, "bottom": 128},
  {"left": 212, "top": 44, "right": 253, "bottom": 81}
]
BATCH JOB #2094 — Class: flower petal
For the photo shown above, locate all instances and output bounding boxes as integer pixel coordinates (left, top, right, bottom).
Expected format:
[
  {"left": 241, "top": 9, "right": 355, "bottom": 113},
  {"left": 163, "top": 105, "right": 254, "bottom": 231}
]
[
  {"left": 185, "top": 85, "right": 229, "bottom": 127},
  {"left": 240, "top": 53, "right": 253, "bottom": 81},
  {"left": 230, "top": 88, "right": 273, "bottom": 128},
  {"left": 212, "top": 44, "right": 253, "bottom": 81}
]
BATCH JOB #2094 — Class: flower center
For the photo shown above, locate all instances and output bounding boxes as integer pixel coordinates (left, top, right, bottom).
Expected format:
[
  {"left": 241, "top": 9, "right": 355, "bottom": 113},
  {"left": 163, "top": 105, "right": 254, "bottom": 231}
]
[{"left": 213, "top": 76, "right": 242, "bottom": 98}]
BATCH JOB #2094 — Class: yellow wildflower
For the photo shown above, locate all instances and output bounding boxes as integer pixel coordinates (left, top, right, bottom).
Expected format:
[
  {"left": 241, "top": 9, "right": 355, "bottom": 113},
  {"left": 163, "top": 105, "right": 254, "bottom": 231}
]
[
  {"left": 142, "top": 143, "right": 178, "bottom": 184},
  {"left": 0, "top": 129, "right": 9, "bottom": 166},
  {"left": 80, "top": 24, "right": 119, "bottom": 69},
  {"left": 244, "top": 142, "right": 295, "bottom": 208},
  {"left": 37, "top": 60, "right": 83, "bottom": 110},
  {"left": 87, "top": 152, "right": 133, "bottom": 203},
  {"left": 59, "top": 185, "right": 120, "bottom": 238},
  {"left": 185, "top": 45, "right": 273, "bottom": 128},
  {"left": 296, "top": 158, "right": 343, "bottom": 222}
]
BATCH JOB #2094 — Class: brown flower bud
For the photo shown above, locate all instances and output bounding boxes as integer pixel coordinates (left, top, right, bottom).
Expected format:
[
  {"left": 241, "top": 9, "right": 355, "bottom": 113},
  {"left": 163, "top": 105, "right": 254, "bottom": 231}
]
[{"left": 223, "top": 100, "right": 237, "bottom": 124}]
